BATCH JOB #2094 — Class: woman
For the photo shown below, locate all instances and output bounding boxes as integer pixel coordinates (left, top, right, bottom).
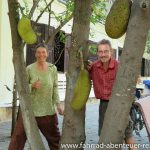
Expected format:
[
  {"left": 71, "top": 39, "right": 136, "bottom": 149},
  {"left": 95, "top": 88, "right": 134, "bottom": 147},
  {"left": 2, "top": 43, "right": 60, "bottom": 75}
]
[{"left": 9, "top": 43, "right": 63, "bottom": 150}]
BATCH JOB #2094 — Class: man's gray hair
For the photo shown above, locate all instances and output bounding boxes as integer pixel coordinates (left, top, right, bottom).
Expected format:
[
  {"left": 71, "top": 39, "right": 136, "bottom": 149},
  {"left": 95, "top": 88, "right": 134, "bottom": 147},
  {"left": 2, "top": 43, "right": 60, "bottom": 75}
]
[{"left": 97, "top": 39, "right": 112, "bottom": 51}]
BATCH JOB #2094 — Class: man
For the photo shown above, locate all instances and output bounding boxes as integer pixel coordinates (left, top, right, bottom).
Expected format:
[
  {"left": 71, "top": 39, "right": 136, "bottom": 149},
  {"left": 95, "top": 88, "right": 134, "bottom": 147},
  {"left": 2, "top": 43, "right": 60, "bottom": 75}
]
[
  {"left": 88, "top": 39, "right": 137, "bottom": 150},
  {"left": 9, "top": 43, "right": 64, "bottom": 150}
]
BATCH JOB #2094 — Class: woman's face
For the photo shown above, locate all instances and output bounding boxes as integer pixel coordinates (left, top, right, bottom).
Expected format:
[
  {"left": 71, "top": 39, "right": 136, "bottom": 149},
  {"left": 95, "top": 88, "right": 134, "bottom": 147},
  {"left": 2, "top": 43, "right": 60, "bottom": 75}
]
[{"left": 35, "top": 47, "right": 48, "bottom": 63}]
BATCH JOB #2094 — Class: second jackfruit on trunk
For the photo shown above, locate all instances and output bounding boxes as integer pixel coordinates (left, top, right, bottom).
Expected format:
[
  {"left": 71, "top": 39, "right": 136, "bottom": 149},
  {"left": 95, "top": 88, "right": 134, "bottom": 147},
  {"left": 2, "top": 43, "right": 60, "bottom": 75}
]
[
  {"left": 70, "top": 69, "right": 91, "bottom": 110},
  {"left": 105, "top": 0, "right": 132, "bottom": 39}
]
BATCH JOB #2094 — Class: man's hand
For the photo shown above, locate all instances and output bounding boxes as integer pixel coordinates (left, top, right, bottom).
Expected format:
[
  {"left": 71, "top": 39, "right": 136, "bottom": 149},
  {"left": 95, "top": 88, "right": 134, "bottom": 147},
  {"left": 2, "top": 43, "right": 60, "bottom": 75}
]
[
  {"left": 32, "top": 79, "right": 41, "bottom": 89},
  {"left": 57, "top": 103, "right": 64, "bottom": 115},
  {"left": 87, "top": 60, "right": 93, "bottom": 71}
]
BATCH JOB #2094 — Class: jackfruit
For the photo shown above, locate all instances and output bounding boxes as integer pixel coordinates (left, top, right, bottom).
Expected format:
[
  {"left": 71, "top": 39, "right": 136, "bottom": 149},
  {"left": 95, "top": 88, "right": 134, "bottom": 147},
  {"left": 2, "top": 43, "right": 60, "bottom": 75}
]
[
  {"left": 105, "top": 0, "right": 132, "bottom": 39},
  {"left": 18, "top": 16, "right": 37, "bottom": 44},
  {"left": 70, "top": 69, "right": 91, "bottom": 110}
]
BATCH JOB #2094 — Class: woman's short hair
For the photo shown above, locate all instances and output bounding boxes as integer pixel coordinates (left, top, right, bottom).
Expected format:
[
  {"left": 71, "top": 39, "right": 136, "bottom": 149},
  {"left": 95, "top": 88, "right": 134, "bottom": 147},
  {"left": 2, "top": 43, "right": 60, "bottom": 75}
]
[{"left": 35, "top": 43, "right": 48, "bottom": 51}]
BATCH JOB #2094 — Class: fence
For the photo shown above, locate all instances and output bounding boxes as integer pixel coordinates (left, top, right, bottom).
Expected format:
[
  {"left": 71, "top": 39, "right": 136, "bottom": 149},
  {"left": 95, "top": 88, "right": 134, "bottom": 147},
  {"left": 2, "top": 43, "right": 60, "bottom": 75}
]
[{"left": 58, "top": 73, "right": 95, "bottom": 101}]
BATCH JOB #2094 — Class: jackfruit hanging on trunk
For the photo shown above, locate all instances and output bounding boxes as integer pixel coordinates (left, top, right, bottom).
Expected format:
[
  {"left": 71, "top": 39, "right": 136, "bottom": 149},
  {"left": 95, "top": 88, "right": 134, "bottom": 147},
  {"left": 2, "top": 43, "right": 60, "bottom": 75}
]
[
  {"left": 70, "top": 51, "right": 91, "bottom": 110},
  {"left": 105, "top": 0, "right": 132, "bottom": 39},
  {"left": 18, "top": 16, "right": 37, "bottom": 44}
]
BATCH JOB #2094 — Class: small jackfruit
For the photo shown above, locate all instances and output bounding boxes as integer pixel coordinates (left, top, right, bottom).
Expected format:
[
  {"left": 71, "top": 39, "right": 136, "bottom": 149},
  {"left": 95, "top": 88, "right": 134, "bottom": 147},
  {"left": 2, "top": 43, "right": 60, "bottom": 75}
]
[
  {"left": 105, "top": 0, "right": 132, "bottom": 39},
  {"left": 18, "top": 16, "right": 37, "bottom": 44},
  {"left": 70, "top": 69, "right": 91, "bottom": 110}
]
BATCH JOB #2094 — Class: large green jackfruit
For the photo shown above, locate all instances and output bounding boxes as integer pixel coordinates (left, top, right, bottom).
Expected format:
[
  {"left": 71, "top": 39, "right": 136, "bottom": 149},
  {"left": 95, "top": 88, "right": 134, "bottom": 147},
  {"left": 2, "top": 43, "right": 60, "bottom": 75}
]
[
  {"left": 18, "top": 16, "right": 37, "bottom": 44},
  {"left": 105, "top": 0, "right": 132, "bottom": 39},
  {"left": 70, "top": 69, "right": 91, "bottom": 110}
]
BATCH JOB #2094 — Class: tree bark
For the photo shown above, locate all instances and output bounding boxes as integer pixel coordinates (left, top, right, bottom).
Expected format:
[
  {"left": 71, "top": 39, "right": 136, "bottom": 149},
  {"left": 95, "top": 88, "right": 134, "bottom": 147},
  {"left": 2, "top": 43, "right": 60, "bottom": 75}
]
[
  {"left": 7, "top": 0, "right": 45, "bottom": 149},
  {"left": 29, "top": 0, "right": 40, "bottom": 18},
  {"left": 60, "top": 1, "right": 92, "bottom": 150},
  {"left": 98, "top": 0, "right": 150, "bottom": 149},
  {"left": 11, "top": 76, "right": 18, "bottom": 136}
]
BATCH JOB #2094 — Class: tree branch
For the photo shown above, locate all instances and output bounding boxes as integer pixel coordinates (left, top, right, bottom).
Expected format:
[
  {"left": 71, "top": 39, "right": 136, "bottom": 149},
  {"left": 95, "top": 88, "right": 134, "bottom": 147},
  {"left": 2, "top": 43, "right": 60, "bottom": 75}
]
[
  {"left": 46, "top": 13, "right": 73, "bottom": 44},
  {"left": 54, "top": 48, "right": 64, "bottom": 65},
  {"left": 29, "top": 0, "right": 40, "bottom": 18},
  {"left": 44, "top": 0, "right": 52, "bottom": 37},
  {"left": 35, "top": 0, "right": 54, "bottom": 23},
  {"left": 44, "top": 0, "right": 51, "bottom": 12},
  {"left": 140, "top": 0, "right": 149, "bottom": 10}
]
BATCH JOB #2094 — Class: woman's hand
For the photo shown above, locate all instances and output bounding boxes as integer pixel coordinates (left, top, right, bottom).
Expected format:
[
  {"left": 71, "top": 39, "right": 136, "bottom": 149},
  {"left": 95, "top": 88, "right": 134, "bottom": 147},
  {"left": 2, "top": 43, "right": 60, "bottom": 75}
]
[
  {"left": 32, "top": 79, "right": 41, "bottom": 89},
  {"left": 56, "top": 103, "right": 64, "bottom": 115}
]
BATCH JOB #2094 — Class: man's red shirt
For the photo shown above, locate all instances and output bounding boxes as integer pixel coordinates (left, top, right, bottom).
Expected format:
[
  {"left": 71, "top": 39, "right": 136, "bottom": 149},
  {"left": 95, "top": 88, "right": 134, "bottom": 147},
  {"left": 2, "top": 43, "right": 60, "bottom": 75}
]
[{"left": 90, "top": 58, "right": 118, "bottom": 100}]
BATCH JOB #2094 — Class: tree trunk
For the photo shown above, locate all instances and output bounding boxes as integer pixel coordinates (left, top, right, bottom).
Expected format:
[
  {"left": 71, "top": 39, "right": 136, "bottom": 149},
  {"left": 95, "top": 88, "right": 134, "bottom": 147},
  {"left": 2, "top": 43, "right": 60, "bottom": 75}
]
[
  {"left": 7, "top": 0, "right": 45, "bottom": 149},
  {"left": 98, "top": 0, "right": 150, "bottom": 148},
  {"left": 60, "top": 0, "right": 92, "bottom": 149},
  {"left": 11, "top": 76, "right": 18, "bottom": 136}
]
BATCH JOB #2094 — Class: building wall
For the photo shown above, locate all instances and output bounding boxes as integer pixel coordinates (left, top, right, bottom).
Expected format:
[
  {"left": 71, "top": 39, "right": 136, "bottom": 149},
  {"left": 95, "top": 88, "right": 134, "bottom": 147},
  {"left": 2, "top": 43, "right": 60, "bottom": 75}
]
[
  {"left": 0, "top": 0, "right": 2, "bottom": 67},
  {"left": 0, "top": 0, "right": 14, "bottom": 105}
]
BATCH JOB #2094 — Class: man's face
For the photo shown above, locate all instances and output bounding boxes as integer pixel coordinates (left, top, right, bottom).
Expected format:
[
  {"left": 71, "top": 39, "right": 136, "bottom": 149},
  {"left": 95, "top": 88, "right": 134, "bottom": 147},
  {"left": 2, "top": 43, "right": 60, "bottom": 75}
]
[
  {"left": 35, "top": 47, "right": 48, "bottom": 63},
  {"left": 97, "top": 44, "right": 112, "bottom": 63}
]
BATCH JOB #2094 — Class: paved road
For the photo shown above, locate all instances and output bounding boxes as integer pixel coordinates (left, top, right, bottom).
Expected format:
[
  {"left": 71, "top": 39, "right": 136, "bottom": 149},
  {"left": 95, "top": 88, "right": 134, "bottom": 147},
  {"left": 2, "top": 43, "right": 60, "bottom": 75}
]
[{"left": 0, "top": 101, "right": 149, "bottom": 150}]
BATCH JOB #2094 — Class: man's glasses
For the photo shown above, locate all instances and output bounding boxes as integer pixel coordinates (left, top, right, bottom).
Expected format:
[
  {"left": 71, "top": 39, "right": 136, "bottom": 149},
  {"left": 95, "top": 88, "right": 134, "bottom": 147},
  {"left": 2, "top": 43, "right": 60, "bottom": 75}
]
[{"left": 98, "top": 50, "right": 110, "bottom": 54}]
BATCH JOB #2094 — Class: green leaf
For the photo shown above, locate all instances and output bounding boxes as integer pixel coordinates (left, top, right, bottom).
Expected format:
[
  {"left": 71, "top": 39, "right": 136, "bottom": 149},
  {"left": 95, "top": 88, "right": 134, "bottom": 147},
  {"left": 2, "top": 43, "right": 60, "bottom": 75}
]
[
  {"left": 89, "top": 44, "right": 97, "bottom": 55},
  {"left": 79, "top": 46, "right": 84, "bottom": 51}
]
